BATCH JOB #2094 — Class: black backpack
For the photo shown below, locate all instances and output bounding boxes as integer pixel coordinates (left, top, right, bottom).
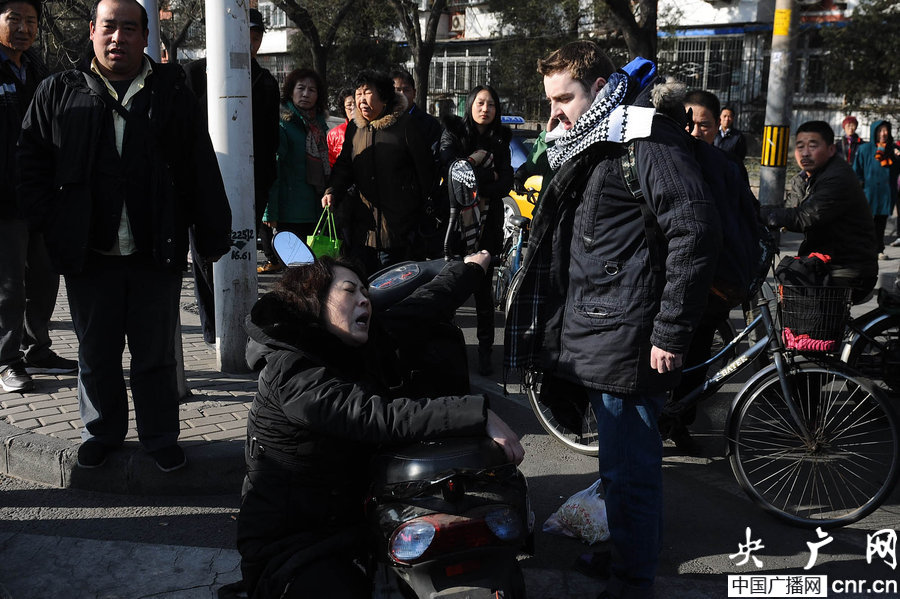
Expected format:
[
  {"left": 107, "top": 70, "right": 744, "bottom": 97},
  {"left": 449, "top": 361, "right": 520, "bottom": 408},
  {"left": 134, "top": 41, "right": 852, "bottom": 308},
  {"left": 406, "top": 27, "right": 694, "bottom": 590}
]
[{"left": 621, "top": 140, "right": 775, "bottom": 308}]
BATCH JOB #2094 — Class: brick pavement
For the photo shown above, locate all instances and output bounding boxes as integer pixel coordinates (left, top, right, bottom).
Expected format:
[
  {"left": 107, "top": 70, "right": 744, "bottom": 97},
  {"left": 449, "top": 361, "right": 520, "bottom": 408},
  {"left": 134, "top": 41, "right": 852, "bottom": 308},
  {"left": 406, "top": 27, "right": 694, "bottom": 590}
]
[{"left": 0, "top": 270, "right": 263, "bottom": 494}]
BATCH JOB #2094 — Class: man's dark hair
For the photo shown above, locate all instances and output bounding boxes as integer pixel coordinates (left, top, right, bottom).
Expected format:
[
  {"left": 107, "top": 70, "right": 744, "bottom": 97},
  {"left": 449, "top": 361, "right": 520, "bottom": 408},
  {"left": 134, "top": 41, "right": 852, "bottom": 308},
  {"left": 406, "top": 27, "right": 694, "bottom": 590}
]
[
  {"left": 281, "top": 68, "right": 326, "bottom": 113},
  {"left": 684, "top": 89, "right": 721, "bottom": 119},
  {"left": 390, "top": 69, "right": 415, "bottom": 90},
  {"left": 537, "top": 40, "right": 616, "bottom": 93},
  {"left": 721, "top": 105, "right": 736, "bottom": 115},
  {"left": 0, "top": 0, "right": 41, "bottom": 21},
  {"left": 91, "top": 0, "right": 149, "bottom": 32},
  {"left": 353, "top": 69, "right": 398, "bottom": 111},
  {"left": 796, "top": 121, "right": 836, "bottom": 146}
]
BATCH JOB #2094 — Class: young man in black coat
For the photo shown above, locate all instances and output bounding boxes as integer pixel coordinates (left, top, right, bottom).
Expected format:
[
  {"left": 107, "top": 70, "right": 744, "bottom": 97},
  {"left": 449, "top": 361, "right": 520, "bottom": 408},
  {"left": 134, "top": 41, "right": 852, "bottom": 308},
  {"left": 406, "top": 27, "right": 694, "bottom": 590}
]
[
  {"left": 17, "top": 0, "right": 232, "bottom": 472},
  {"left": 505, "top": 41, "right": 720, "bottom": 598}
]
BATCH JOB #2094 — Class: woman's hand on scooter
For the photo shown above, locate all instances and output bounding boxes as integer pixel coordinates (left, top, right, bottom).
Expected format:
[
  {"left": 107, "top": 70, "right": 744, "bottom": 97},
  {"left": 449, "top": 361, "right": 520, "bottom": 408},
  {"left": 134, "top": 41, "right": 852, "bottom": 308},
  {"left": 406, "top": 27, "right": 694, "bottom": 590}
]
[
  {"left": 464, "top": 250, "right": 491, "bottom": 273},
  {"left": 486, "top": 409, "right": 525, "bottom": 465}
]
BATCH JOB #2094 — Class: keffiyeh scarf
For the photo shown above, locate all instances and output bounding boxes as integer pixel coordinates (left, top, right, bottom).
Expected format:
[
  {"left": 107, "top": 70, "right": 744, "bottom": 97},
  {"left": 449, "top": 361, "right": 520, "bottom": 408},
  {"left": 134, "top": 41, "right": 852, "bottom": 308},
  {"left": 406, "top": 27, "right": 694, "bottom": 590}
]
[{"left": 546, "top": 72, "right": 656, "bottom": 171}]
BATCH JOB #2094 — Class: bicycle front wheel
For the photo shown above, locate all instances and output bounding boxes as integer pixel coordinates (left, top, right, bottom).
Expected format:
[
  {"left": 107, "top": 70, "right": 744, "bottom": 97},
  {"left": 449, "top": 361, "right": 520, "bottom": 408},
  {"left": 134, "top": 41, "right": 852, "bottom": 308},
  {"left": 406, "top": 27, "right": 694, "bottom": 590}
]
[
  {"left": 525, "top": 371, "right": 599, "bottom": 456},
  {"left": 728, "top": 363, "right": 900, "bottom": 528}
]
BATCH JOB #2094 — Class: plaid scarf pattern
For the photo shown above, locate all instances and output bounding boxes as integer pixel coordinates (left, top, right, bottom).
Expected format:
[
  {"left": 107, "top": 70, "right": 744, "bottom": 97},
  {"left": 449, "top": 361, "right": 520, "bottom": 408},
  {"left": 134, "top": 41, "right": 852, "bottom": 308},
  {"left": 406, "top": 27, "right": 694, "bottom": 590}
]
[
  {"left": 504, "top": 73, "right": 656, "bottom": 376},
  {"left": 547, "top": 72, "right": 656, "bottom": 171}
]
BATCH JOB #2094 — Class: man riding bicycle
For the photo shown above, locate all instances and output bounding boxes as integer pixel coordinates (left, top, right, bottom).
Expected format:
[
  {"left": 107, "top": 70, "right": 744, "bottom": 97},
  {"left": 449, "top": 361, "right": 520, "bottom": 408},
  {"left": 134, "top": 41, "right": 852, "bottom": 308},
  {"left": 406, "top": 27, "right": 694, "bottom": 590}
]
[{"left": 763, "top": 120, "right": 878, "bottom": 304}]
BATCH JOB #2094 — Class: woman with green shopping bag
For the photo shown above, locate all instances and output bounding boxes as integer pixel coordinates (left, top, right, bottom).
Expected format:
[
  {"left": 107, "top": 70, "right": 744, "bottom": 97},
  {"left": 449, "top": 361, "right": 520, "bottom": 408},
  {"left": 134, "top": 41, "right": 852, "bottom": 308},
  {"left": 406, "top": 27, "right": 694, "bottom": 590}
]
[{"left": 260, "top": 68, "right": 330, "bottom": 272}]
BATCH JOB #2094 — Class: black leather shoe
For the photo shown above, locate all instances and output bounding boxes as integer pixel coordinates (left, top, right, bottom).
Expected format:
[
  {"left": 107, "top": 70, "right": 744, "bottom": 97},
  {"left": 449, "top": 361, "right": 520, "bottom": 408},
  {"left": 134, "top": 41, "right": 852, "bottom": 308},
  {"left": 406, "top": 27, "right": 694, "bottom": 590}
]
[
  {"left": 24, "top": 352, "right": 78, "bottom": 375},
  {"left": 149, "top": 445, "right": 187, "bottom": 472},
  {"left": 77, "top": 440, "right": 110, "bottom": 469}
]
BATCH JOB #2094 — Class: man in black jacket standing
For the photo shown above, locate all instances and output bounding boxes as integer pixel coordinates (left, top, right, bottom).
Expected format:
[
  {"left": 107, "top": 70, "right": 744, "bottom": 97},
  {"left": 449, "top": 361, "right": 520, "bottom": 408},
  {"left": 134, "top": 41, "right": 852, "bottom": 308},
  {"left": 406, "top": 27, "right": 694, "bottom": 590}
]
[
  {"left": 504, "top": 41, "right": 720, "bottom": 598},
  {"left": 764, "top": 120, "right": 877, "bottom": 303},
  {"left": 0, "top": 0, "right": 77, "bottom": 393},
  {"left": 17, "top": 0, "right": 232, "bottom": 472}
]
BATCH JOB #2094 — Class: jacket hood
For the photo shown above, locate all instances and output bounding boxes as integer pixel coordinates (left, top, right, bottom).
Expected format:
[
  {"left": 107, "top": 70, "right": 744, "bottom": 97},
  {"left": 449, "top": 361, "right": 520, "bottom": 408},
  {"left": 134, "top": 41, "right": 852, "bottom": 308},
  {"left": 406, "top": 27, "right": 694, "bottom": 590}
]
[
  {"left": 870, "top": 119, "right": 891, "bottom": 143},
  {"left": 353, "top": 92, "right": 408, "bottom": 130},
  {"left": 244, "top": 292, "right": 363, "bottom": 371}
]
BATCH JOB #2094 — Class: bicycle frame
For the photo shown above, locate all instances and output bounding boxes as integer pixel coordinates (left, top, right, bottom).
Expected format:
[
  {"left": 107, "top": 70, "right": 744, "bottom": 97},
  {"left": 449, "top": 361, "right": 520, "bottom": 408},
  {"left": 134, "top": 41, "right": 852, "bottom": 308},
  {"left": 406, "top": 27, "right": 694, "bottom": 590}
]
[{"left": 670, "top": 294, "right": 818, "bottom": 443}]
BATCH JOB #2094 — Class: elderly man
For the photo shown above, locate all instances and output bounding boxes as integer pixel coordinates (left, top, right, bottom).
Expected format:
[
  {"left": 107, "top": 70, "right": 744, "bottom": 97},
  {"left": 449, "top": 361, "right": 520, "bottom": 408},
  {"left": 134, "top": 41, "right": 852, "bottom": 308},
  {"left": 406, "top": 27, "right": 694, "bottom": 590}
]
[
  {"left": 1, "top": 0, "right": 76, "bottom": 393},
  {"left": 505, "top": 41, "right": 720, "bottom": 598},
  {"left": 17, "top": 0, "right": 232, "bottom": 471}
]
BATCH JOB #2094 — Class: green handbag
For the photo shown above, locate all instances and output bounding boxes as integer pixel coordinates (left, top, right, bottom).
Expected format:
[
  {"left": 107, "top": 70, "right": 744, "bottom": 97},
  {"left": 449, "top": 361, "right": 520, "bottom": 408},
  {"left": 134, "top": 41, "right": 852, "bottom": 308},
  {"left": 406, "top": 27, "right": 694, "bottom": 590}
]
[{"left": 306, "top": 208, "right": 342, "bottom": 258}]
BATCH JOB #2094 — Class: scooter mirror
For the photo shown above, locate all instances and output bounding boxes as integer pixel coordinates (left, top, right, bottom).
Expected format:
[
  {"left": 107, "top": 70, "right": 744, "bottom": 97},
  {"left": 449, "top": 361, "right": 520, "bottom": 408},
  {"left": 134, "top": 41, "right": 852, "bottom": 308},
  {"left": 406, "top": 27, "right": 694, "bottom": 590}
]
[{"left": 272, "top": 231, "right": 316, "bottom": 266}]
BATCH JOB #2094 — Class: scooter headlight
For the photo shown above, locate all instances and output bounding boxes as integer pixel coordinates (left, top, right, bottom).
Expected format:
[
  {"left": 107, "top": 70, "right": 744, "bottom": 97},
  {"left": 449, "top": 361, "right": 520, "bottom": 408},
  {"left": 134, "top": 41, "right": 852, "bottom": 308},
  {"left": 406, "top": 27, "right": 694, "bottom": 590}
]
[
  {"left": 389, "top": 520, "right": 436, "bottom": 562},
  {"left": 484, "top": 506, "right": 522, "bottom": 541}
]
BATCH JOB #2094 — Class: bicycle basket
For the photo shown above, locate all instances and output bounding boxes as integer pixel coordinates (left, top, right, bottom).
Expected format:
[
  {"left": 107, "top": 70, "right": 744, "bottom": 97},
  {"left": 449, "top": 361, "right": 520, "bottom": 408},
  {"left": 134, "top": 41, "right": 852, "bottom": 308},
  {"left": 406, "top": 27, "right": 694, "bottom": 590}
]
[{"left": 778, "top": 285, "right": 851, "bottom": 352}]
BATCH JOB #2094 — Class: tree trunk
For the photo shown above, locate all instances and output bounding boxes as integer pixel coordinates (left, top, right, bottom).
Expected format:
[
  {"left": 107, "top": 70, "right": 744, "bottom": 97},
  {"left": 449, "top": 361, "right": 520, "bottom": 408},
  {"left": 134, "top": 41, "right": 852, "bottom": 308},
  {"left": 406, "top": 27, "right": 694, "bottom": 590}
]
[{"left": 602, "top": 0, "right": 658, "bottom": 62}]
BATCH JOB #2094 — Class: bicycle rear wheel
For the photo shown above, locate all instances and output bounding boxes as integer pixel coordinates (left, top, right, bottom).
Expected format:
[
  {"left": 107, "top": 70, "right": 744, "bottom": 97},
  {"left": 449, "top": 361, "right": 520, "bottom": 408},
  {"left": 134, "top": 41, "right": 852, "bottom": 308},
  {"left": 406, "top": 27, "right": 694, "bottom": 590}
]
[
  {"left": 728, "top": 362, "right": 900, "bottom": 528},
  {"left": 842, "top": 312, "right": 900, "bottom": 397},
  {"left": 524, "top": 371, "right": 599, "bottom": 456}
]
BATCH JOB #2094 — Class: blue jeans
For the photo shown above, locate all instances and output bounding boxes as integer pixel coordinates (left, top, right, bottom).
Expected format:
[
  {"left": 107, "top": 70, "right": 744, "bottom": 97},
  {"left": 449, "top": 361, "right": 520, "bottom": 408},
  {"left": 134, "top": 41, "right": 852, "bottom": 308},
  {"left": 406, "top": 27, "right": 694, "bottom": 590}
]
[{"left": 588, "top": 390, "right": 665, "bottom": 589}]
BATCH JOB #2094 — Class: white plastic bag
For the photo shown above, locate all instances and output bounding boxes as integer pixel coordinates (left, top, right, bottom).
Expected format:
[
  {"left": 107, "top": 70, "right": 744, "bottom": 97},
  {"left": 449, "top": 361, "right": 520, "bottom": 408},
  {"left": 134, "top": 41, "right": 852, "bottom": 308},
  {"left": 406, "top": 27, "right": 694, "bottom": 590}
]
[{"left": 542, "top": 479, "right": 610, "bottom": 545}]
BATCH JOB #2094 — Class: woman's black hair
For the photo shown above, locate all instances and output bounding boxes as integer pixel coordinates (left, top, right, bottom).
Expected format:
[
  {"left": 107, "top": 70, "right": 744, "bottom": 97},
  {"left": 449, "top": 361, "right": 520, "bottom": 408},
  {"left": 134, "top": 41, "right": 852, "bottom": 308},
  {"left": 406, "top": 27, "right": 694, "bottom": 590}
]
[
  {"left": 336, "top": 87, "right": 355, "bottom": 120},
  {"left": 281, "top": 68, "right": 327, "bottom": 114},
  {"left": 463, "top": 84, "right": 503, "bottom": 139},
  {"left": 353, "top": 69, "right": 398, "bottom": 115},
  {"left": 274, "top": 256, "right": 367, "bottom": 325}
]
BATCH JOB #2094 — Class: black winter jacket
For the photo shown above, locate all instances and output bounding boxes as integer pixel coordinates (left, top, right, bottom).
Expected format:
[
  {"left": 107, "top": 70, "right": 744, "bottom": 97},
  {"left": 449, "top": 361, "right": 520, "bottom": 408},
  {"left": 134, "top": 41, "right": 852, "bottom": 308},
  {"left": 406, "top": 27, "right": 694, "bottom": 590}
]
[
  {"left": 16, "top": 61, "right": 232, "bottom": 274},
  {"left": 525, "top": 113, "right": 721, "bottom": 395},
  {"left": 238, "top": 261, "right": 488, "bottom": 598},
  {"left": 327, "top": 95, "right": 435, "bottom": 250},
  {"left": 1, "top": 48, "right": 48, "bottom": 220},
  {"left": 765, "top": 155, "right": 877, "bottom": 280}
]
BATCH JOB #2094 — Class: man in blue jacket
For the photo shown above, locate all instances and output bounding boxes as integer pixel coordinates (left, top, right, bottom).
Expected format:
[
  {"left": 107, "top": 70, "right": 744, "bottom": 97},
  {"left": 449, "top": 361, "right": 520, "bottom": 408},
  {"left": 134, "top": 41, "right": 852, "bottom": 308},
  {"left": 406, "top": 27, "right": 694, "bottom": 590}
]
[
  {"left": 0, "top": 0, "right": 77, "bottom": 393},
  {"left": 504, "top": 41, "right": 720, "bottom": 598},
  {"left": 17, "top": 0, "right": 232, "bottom": 472}
]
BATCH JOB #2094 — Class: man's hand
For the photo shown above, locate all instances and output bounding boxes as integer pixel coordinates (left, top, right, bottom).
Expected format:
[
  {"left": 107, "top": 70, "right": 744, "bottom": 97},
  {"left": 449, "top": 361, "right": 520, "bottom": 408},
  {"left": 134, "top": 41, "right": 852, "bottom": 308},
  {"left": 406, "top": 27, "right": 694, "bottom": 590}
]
[
  {"left": 650, "top": 346, "right": 682, "bottom": 374},
  {"left": 321, "top": 193, "right": 333, "bottom": 208},
  {"left": 464, "top": 249, "right": 491, "bottom": 273},
  {"left": 486, "top": 409, "right": 525, "bottom": 465}
]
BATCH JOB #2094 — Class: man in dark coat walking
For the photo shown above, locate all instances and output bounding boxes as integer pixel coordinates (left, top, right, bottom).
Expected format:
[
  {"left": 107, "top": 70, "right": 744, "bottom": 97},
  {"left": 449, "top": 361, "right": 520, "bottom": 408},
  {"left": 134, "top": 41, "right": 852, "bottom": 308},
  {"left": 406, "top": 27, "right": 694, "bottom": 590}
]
[
  {"left": 17, "top": 0, "right": 232, "bottom": 472},
  {"left": 0, "top": 0, "right": 77, "bottom": 393}
]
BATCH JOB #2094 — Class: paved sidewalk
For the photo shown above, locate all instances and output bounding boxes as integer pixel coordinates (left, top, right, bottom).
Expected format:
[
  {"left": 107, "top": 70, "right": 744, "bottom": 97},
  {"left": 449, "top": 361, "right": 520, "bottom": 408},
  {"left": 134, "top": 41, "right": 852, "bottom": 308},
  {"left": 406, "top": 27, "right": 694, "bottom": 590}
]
[{"left": 0, "top": 272, "right": 258, "bottom": 495}]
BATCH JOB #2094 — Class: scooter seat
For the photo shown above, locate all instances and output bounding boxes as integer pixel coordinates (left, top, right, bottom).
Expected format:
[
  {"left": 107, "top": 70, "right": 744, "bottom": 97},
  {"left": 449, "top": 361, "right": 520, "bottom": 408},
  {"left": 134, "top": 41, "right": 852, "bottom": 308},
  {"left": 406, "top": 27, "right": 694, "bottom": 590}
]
[{"left": 371, "top": 437, "right": 509, "bottom": 487}]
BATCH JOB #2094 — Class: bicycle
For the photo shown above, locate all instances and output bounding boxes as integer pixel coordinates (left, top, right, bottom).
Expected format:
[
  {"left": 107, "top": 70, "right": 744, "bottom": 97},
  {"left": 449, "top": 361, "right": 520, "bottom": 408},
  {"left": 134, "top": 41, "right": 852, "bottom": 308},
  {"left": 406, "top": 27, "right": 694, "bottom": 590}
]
[
  {"left": 524, "top": 283, "right": 900, "bottom": 528},
  {"left": 494, "top": 187, "right": 538, "bottom": 311}
]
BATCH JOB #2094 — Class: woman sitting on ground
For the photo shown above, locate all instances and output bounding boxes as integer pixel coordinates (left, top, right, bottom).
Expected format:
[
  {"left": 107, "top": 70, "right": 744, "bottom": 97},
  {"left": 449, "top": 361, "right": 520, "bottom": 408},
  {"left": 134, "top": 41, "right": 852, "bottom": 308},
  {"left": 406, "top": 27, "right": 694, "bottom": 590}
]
[{"left": 236, "top": 252, "right": 524, "bottom": 599}]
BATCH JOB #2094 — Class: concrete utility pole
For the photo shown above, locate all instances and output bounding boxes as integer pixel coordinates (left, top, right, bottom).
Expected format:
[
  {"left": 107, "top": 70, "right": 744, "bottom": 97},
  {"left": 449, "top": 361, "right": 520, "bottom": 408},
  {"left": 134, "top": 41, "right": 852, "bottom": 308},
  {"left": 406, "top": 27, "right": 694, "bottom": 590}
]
[
  {"left": 138, "top": 0, "right": 161, "bottom": 61},
  {"left": 206, "top": 2, "right": 257, "bottom": 373},
  {"left": 758, "top": 0, "right": 799, "bottom": 207}
]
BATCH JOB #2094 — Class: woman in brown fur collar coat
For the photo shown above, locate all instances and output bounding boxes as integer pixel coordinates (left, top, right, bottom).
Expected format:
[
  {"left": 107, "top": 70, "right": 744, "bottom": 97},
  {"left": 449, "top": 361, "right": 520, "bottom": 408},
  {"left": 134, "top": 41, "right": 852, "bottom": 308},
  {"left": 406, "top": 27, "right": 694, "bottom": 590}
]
[{"left": 322, "top": 70, "right": 435, "bottom": 272}]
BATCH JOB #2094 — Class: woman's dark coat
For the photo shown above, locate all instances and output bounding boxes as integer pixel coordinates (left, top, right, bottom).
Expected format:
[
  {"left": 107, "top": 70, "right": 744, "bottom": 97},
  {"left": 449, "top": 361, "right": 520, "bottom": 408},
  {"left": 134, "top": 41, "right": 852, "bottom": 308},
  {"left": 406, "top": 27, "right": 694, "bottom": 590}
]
[
  {"left": 238, "top": 261, "right": 489, "bottom": 598},
  {"left": 326, "top": 94, "right": 435, "bottom": 250}
]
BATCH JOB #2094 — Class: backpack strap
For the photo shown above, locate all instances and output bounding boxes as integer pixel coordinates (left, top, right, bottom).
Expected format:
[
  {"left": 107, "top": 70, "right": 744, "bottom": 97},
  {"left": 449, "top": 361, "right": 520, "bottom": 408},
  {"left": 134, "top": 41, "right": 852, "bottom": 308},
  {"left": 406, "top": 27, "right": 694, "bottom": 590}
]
[
  {"left": 620, "top": 143, "right": 664, "bottom": 273},
  {"left": 81, "top": 71, "right": 131, "bottom": 121}
]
